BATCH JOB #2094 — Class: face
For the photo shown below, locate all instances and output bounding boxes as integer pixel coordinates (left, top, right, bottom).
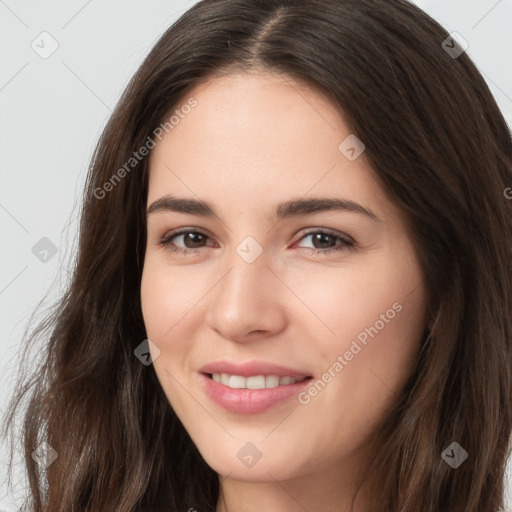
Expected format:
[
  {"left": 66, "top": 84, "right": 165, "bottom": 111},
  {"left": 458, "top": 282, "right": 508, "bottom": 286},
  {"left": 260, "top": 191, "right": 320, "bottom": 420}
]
[{"left": 140, "top": 71, "right": 428, "bottom": 487}]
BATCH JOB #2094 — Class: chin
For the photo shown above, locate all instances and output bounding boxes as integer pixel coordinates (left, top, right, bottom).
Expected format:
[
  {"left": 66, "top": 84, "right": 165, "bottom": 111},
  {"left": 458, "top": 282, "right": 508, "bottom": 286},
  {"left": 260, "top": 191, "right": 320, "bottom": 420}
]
[{"left": 199, "top": 444, "right": 307, "bottom": 482}]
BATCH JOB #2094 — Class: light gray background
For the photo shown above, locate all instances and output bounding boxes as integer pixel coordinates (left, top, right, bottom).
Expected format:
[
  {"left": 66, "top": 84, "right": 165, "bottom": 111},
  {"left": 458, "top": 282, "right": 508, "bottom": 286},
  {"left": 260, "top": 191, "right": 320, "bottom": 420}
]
[{"left": 1, "top": 1, "right": 511, "bottom": 510}]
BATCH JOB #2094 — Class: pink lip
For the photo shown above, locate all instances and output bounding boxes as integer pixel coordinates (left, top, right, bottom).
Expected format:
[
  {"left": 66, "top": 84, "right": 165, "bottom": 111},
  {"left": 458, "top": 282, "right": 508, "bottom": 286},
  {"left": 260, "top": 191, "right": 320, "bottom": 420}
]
[
  {"left": 199, "top": 360, "right": 311, "bottom": 379},
  {"left": 198, "top": 373, "right": 313, "bottom": 414}
]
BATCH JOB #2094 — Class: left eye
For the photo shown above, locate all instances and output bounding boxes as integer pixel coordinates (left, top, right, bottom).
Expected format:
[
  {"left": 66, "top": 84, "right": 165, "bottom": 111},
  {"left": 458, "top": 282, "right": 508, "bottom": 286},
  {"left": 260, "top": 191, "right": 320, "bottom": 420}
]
[
  {"left": 296, "top": 230, "right": 355, "bottom": 254},
  {"left": 157, "top": 229, "right": 355, "bottom": 256}
]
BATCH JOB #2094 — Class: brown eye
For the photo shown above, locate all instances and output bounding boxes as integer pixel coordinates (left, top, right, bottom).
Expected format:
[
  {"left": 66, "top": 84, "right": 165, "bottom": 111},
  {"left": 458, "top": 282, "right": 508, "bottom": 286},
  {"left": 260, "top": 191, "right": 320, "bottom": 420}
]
[
  {"left": 157, "top": 228, "right": 356, "bottom": 257},
  {"left": 158, "top": 229, "right": 214, "bottom": 255},
  {"left": 295, "top": 229, "right": 355, "bottom": 255}
]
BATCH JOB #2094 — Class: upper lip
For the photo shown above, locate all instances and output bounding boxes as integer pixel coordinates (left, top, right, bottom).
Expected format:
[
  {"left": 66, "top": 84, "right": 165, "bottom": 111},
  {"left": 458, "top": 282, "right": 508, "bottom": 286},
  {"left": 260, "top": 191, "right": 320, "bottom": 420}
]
[{"left": 199, "top": 360, "right": 312, "bottom": 378}]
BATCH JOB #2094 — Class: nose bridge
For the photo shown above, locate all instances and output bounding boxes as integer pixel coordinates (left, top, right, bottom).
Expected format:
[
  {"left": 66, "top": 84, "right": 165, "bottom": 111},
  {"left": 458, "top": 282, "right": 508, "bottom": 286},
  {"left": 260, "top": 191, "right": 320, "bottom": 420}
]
[
  {"left": 205, "top": 234, "right": 286, "bottom": 340},
  {"left": 219, "top": 212, "right": 271, "bottom": 287},
  {"left": 218, "top": 237, "right": 271, "bottom": 307}
]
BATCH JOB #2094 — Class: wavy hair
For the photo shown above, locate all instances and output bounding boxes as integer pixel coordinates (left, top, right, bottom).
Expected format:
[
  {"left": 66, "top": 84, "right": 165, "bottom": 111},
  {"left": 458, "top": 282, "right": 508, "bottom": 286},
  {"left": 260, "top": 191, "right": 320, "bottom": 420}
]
[{"left": 2, "top": 0, "right": 512, "bottom": 510}]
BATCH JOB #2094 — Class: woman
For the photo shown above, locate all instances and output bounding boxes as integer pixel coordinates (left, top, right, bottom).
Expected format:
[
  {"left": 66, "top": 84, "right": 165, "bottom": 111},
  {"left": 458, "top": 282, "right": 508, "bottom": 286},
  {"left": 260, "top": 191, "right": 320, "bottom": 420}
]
[{"left": 2, "top": 0, "right": 512, "bottom": 511}]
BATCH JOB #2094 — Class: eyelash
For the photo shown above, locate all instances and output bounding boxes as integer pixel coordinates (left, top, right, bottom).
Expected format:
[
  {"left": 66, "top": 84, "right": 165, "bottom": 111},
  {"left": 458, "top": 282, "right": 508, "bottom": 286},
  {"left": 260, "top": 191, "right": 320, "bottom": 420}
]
[{"left": 156, "top": 228, "right": 356, "bottom": 257}]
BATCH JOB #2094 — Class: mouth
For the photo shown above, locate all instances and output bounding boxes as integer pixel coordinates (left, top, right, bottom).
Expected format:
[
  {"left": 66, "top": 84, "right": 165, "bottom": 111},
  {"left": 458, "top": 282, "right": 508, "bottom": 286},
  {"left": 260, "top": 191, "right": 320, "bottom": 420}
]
[{"left": 199, "top": 372, "right": 314, "bottom": 414}]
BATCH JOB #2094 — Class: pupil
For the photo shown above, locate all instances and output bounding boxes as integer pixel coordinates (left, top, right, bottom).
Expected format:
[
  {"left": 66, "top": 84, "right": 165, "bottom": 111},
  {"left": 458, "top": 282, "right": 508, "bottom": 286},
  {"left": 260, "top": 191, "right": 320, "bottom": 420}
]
[
  {"left": 185, "top": 233, "right": 204, "bottom": 248},
  {"left": 314, "top": 233, "right": 334, "bottom": 248}
]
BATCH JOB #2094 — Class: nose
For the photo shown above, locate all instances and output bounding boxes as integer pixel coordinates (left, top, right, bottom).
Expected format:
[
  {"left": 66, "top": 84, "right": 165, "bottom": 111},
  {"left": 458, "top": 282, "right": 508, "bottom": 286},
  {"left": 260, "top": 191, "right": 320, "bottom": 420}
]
[{"left": 205, "top": 247, "right": 287, "bottom": 343}]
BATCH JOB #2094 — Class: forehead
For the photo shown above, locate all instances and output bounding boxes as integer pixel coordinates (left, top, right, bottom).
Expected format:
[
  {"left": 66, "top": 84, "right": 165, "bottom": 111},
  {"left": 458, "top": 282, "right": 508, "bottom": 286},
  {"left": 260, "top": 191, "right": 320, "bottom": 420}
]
[{"left": 147, "top": 71, "right": 398, "bottom": 224}]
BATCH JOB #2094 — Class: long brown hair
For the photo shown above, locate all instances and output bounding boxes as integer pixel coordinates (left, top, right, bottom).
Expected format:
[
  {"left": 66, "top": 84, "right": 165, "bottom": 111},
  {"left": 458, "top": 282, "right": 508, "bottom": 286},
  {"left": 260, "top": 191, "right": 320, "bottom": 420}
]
[{"left": 2, "top": 0, "right": 512, "bottom": 510}]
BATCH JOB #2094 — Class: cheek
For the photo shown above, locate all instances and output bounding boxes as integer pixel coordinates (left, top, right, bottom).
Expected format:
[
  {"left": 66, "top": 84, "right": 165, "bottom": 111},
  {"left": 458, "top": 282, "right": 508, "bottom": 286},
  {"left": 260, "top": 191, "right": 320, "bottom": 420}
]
[
  {"left": 326, "top": 262, "right": 426, "bottom": 399},
  {"left": 140, "top": 263, "right": 191, "bottom": 392},
  {"left": 140, "top": 267, "right": 173, "bottom": 340},
  {"left": 140, "top": 257, "right": 202, "bottom": 340},
  {"left": 297, "top": 251, "right": 426, "bottom": 383},
  {"left": 293, "top": 265, "right": 426, "bottom": 449},
  {"left": 288, "top": 261, "right": 408, "bottom": 350},
  {"left": 140, "top": 261, "right": 198, "bottom": 408}
]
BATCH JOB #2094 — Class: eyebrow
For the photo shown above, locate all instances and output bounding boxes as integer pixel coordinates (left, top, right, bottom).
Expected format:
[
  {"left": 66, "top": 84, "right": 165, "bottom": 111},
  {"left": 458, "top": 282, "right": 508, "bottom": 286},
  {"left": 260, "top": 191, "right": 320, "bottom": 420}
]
[{"left": 146, "top": 195, "right": 381, "bottom": 222}]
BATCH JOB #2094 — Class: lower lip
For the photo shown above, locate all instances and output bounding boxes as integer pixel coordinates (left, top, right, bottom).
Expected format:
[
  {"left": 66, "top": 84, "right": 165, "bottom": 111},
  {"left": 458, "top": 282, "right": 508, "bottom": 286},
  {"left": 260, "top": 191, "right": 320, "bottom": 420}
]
[{"left": 199, "top": 373, "right": 313, "bottom": 414}]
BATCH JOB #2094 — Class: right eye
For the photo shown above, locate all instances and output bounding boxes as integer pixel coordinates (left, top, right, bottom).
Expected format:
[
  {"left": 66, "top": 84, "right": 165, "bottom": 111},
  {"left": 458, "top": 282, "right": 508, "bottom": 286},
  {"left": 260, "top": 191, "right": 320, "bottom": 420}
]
[{"left": 157, "top": 229, "right": 216, "bottom": 255}]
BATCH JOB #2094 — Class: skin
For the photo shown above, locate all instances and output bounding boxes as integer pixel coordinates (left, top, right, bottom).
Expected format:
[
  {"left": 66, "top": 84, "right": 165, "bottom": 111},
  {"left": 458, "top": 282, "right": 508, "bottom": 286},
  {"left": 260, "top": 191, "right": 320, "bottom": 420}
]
[{"left": 140, "top": 70, "right": 429, "bottom": 512}]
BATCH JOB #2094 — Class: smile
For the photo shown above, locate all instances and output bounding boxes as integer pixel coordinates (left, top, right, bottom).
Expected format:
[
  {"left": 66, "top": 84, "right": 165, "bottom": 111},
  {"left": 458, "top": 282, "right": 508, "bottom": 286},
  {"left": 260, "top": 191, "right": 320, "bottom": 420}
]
[{"left": 199, "top": 372, "right": 314, "bottom": 414}]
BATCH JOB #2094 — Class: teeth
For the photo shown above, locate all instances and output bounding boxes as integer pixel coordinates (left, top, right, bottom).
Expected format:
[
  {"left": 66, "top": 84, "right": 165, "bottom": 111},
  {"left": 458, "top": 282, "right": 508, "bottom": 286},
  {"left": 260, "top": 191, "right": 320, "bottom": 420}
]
[
  {"left": 211, "top": 373, "right": 305, "bottom": 389},
  {"left": 246, "top": 375, "right": 265, "bottom": 389}
]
